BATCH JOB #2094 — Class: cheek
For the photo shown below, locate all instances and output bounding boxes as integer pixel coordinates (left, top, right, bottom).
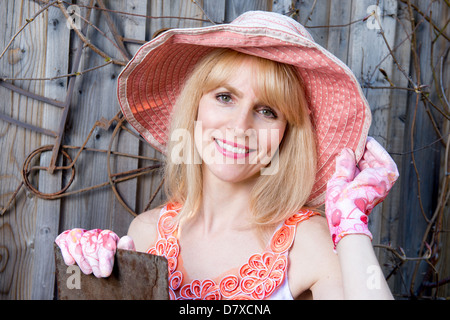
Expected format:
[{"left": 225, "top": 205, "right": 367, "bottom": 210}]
[
  {"left": 257, "top": 125, "right": 286, "bottom": 153},
  {"left": 196, "top": 99, "right": 224, "bottom": 131},
  {"left": 196, "top": 100, "right": 230, "bottom": 146},
  {"left": 195, "top": 100, "right": 211, "bottom": 149},
  {"left": 194, "top": 111, "right": 223, "bottom": 156}
]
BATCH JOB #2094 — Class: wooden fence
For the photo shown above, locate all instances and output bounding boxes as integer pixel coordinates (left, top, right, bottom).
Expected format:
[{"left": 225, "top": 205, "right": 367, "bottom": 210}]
[{"left": 0, "top": 0, "right": 448, "bottom": 300}]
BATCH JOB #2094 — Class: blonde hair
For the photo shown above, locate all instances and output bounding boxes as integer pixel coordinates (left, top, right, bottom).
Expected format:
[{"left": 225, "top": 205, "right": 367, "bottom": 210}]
[{"left": 164, "top": 49, "right": 317, "bottom": 235}]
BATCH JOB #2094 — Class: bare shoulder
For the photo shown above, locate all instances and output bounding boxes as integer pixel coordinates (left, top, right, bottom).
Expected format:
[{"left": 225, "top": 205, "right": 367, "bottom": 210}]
[
  {"left": 127, "top": 206, "right": 162, "bottom": 253},
  {"left": 290, "top": 214, "right": 335, "bottom": 265},
  {"left": 288, "top": 214, "right": 344, "bottom": 299}
]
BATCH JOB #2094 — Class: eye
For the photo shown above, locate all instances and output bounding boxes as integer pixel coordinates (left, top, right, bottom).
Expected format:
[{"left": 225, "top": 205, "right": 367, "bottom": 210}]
[
  {"left": 257, "top": 107, "right": 278, "bottom": 119},
  {"left": 216, "top": 93, "right": 233, "bottom": 104}
]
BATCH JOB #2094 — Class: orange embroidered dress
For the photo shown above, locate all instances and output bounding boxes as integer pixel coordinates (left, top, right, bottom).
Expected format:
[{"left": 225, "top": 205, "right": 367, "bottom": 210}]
[{"left": 147, "top": 203, "right": 319, "bottom": 300}]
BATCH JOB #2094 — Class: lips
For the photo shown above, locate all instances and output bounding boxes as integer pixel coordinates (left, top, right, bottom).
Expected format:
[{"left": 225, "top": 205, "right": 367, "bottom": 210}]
[{"left": 214, "top": 138, "right": 256, "bottom": 159}]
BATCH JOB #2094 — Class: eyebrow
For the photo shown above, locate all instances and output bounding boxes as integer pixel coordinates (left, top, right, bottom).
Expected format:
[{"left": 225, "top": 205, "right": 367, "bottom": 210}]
[
  {"left": 220, "top": 84, "right": 244, "bottom": 99},
  {"left": 215, "top": 84, "right": 281, "bottom": 114}
]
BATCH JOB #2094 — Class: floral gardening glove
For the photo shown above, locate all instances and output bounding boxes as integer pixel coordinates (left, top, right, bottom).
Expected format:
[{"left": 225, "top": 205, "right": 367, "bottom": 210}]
[
  {"left": 325, "top": 137, "right": 399, "bottom": 249},
  {"left": 55, "top": 229, "right": 135, "bottom": 278}
]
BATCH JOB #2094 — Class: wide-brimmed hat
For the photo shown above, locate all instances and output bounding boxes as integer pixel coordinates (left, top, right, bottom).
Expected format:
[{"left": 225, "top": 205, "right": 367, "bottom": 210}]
[{"left": 117, "top": 10, "right": 372, "bottom": 206}]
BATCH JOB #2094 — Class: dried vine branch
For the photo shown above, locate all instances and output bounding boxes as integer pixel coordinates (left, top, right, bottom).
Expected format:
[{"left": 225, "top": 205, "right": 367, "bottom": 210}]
[{"left": 0, "top": 0, "right": 448, "bottom": 299}]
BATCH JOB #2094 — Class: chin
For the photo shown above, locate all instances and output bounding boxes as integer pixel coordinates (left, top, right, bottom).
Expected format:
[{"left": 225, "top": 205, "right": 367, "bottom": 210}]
[{"left": 205, "top": 164, "right": 262, "bottom": 184}]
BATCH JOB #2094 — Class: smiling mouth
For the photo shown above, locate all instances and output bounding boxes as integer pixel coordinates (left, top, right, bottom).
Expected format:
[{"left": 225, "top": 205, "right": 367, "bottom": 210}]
[{"left": 214, "top": 138, "right": 256, "bottom": 158}]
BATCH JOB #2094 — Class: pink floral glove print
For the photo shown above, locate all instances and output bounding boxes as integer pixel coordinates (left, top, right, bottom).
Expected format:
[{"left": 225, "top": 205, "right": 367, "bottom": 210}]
[
  {"left": 55, "top": 229, "right": 135, "bottom": 278},
  {"left": 325, "top": 137, "right": 399, "bottom": 249}
]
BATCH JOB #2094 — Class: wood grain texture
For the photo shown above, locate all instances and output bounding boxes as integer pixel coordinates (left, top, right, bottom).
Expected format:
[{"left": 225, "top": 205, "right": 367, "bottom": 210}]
[
  {"left": 54, "top": 245, "right": 169, "bottom": 300},
  {"left": 0, "top": 0, "right": 448, "bottom": 299},
  {"left": 31, "top": 3, "right": 69, "bottom": 299},
  {"left": 394, "top": 0, "right": 449, "bottom": 296},
  {"left": 58, "top": 0, "right": 141, "bottom": 236},
  {"left": 0, "top": 0, "right": 48, "bottom": 299},
  {"left": 225, "top": 0, "right": 272, "bottom": 21}
]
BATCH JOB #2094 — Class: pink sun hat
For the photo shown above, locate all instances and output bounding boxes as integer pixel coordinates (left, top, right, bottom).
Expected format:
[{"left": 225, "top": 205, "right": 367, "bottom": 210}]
[{"left": 117, "top": 10, "right": 372, "bottom": 206}]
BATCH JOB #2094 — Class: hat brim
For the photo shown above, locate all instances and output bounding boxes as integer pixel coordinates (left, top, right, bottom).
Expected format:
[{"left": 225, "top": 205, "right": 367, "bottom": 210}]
[{"left": 117, "top": 24, "right": 371, "bottom": 207}]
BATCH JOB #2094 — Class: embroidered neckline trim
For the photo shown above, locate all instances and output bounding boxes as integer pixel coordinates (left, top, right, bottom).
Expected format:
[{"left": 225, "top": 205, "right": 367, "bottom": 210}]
[{"left": 147, "top": 203, "right": 319, "bottom": 300}]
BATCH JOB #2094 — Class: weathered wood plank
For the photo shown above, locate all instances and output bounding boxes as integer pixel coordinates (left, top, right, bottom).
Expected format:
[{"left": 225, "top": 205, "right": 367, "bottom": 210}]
[
  {"left": 137, "top": 0, "right": 207, "bottom": 216},
  {"left": 436, "top": 22, "right": 450, "bottom": 298},
  {"left": 203, "top": 0, "right": 226, "bottom": 24},
  {"left": 149, "top": 0, "right": 204, "bottom": 36},
  {"left": 106, "top": 0, "right": 147, "bottom": 235},
  {"left": 58, "top": 0, "right": 143, "bottom": 237},
  {"left": 0, "top": 0, "right": 49, "bottom": 299},
  {"left": 225, "top": 0, "right": 272, "bottom": 21},
  {"left": 31, "top": 3, "right": 70, "bottom": 299},
  {"left": 347, "top": 0, "right": 399, "bottom": 247},
  {"left": 395, "top": 0, "right": 449, "bottom": 297},
  {"left": 327, "top": 0, "right": 352, "bottom": 63},
  {"left": 296, "top": 0, "right": 330, "bottom": 48},
  {"left": 54, "top": 245, "right": 169, "bottom": 300},
  {"left": 0, "top": 0, "right": 447, "bottom": 300},
  {"left": 378, "top": 0, "right": 412, "bottom": 288}
]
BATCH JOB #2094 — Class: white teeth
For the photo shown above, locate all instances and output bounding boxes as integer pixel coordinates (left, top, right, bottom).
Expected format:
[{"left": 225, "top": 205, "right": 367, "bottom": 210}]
[{"left": 216, "top": 139, "right": 248, "bottom": 154}]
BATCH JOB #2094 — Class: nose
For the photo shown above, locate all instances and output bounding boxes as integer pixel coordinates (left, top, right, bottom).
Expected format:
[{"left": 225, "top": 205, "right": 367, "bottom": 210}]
[{"left": 227, "top": 103, "right": 255, "bottom": 137}]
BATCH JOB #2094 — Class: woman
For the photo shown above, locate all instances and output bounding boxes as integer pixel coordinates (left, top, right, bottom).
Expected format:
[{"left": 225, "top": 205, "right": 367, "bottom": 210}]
[{"left": 56, "top": 11, "right": 398, "bottom": 300}]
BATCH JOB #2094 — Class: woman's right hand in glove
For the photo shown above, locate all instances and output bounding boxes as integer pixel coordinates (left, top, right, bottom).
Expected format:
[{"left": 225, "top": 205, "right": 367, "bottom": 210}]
[{"left": 55, "top": 228, "right": 135, "bottom": 278}]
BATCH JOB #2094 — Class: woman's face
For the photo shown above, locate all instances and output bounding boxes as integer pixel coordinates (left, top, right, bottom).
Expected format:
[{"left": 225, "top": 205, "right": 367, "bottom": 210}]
[{"left": 194, "top": 58, "right": 287, "bottom": 184}]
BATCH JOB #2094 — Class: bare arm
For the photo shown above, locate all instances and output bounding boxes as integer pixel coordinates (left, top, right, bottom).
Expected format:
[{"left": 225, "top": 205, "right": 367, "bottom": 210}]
[
  {"left": 301, "top": 222, "right": 393, "bottom": 300},
  {"left": 336, "top": 235, "right": 393, "bottom": 299},
  {"left": 290, "top": 215, "right": 344, "bottom": 300},
  {"left": 127, "top": 207, "right": 160, "bottom": 253},
  {"left": 322, "top": 137, "right": 398, "bottom": 299}
]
